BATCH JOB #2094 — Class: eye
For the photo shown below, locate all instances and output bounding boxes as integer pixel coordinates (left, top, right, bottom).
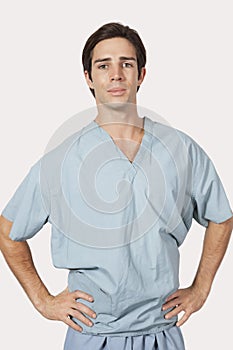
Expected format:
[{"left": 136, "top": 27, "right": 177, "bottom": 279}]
[
  {"left": 122, "top": 62, "right": 133, "bottom": 68},
  {"left": 98, "top": 64, "right": 108, "bottom": 70}
]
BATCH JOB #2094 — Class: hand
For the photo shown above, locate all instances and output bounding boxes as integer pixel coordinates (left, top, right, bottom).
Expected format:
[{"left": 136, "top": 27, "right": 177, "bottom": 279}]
[
  {"left": 162, "top": 285, "right": 208, "bottom": 327},
  {"left": 38, "top": 287, "right": 97, "bottom": 332}
]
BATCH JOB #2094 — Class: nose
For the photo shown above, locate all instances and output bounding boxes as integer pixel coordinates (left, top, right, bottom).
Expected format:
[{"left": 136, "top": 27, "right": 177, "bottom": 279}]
[{"left": 110, "top": 65, "right": 123, "bottom": 81}]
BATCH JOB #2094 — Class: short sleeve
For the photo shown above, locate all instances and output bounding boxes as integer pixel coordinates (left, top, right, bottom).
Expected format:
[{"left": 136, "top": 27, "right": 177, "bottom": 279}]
[
  {"left": 191, "top": 141, "right": 232, "bottom": 227},
  {"left": 1, "top": 159, "right": 49, "bottom": 241}
]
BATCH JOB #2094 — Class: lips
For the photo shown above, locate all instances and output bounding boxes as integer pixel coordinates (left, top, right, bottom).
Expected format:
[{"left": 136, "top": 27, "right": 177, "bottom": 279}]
[{"left": 107, "top": 87, "right": 127, "bottom": 96}]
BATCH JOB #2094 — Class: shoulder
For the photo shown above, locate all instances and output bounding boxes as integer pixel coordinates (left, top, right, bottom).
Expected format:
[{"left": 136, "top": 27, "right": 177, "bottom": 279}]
[
  {"left": 148, "top": 117, "right": 204, "bottom": 153},
  {"left": 147, "top": 117, "right": 212, "bottom": 169},
  {"left": 39, "top": 121, "right": 95, "bottom": 166}
]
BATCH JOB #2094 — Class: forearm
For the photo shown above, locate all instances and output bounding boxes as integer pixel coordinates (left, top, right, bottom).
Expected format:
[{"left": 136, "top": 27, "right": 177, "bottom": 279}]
[
  {"left": 192, "top": 217, "right": 232, "bottom": 297},
  {"left": 163, "top": 216, "right": 233, "bottom": 326},
  {"left": 0, "top": 235, "right": 50, "bottom": 313},
  {"left": 0, "top": 215, "right": 96, "bottom": 332}
]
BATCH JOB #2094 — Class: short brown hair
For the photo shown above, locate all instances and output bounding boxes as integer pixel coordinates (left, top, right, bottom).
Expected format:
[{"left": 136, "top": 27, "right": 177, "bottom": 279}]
[{"left": 82, "top": 22, "right": 147, "bottom": 97}]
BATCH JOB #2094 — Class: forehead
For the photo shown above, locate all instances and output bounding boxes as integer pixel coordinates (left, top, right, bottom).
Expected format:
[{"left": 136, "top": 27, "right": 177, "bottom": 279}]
[{"left": 92, "top": 37, "right": 136, "bottom": 61}]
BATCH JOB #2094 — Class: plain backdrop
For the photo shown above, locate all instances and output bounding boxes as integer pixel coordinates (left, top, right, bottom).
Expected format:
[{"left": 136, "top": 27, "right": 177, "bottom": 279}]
[{"left": 0, "top": 1, "right": 232, "bottom": 349}]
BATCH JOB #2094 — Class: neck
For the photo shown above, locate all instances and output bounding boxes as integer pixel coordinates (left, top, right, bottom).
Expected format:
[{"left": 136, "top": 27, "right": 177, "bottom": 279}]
[{"left": 94, "top": 102, "right": 144, "bottom": 139}]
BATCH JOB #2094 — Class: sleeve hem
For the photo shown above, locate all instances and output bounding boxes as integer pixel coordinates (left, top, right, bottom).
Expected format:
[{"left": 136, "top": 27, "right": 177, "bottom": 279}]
[
  {"left": 1, "top": 210, "right": 14, "bottom": 223},
  {"left": 207, "top": 212, "right": 233, "bottom": 225}
]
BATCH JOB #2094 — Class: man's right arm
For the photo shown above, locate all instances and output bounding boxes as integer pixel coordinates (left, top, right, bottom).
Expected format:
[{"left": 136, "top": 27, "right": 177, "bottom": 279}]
[{"left": 0, "top": 215, "right": 97, "bottom": 332}]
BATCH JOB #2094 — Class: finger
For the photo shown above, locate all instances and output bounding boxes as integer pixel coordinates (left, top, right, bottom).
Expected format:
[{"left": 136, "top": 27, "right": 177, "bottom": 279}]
[
  {"left": 72, "top": 290, "right": 94, "bottom": 302},
  {"left": 162, "top": 298, "right": 180, "bottom": 311},
  {"left": 69, "top": 309, "right": 94, "bottom": 327},
  {"left": 164, "top": 305, "right": 183, "bottom": 320},
  {"left": 165, "top": 290, "right": 181, "bottom": 302},
  {"left": 176, "top": 311, "right": 190, "bottom": 327},
  {"left": 72, "top": 301, "right": 97, "bottom": 319},
  {"left": 63, "top": 315, "right": 83, "bottom": 332}
]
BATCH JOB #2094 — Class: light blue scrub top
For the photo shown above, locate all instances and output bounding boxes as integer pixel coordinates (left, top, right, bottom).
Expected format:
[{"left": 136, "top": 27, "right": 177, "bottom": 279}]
[{"left": 2, "top": 116, "right": 232, "bottom": 337}]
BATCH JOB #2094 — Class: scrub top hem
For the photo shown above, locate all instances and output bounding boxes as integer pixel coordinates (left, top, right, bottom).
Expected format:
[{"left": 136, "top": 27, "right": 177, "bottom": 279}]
[{"left": 79, "top": 321, "right": 177, "bottom": 337}]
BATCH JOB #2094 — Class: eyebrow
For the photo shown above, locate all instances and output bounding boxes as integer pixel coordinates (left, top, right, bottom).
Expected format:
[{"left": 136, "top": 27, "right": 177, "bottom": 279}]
[{"left": 93, "top": 56, "right": 136, "bottom": 65}]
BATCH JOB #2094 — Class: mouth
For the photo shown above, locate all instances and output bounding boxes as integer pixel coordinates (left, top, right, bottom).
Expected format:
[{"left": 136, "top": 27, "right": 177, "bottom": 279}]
[{"left": 107, "top": 88, "right": 127, "bottom": 96}]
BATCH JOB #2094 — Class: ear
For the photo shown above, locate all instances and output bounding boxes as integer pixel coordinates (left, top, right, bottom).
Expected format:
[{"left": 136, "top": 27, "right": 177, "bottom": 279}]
[
  {"left": 137, "top": 67, "right": 146, "bottom": 87},
  {"left": 84, "top": 70, "right": 94, "bottom": 89}
]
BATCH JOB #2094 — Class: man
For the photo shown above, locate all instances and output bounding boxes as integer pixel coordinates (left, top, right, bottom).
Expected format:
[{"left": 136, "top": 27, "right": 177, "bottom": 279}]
[{"left": 0, "top": 22, "right": 232, "bottom": 350}]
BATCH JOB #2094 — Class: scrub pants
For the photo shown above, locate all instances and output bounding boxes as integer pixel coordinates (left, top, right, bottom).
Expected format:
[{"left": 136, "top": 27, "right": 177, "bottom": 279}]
[{"left": 64, "top": 326, "right": 185, "bottom": 350}]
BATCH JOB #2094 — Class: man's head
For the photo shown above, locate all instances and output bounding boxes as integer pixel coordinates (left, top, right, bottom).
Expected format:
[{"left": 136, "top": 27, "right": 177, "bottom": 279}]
[{"left": 82, "top": 22, "right": 146, "bottom": 103}]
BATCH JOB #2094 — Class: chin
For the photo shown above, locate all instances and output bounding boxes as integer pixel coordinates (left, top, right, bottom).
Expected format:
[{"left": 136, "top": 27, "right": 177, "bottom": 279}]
[{"left": 104, "top": 101, "right": 133, "bottom": 110}]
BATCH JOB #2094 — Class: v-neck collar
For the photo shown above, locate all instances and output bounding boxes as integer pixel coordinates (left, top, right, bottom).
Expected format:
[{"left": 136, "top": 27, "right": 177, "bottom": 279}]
[{"left": 91, "top": 116, "right": 152, "bottom": 168}]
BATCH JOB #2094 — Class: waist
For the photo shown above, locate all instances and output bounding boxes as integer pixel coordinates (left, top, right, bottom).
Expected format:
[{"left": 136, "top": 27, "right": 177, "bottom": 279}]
[{"left": 68, "top": 270, "right": 178, "bottom": 336}]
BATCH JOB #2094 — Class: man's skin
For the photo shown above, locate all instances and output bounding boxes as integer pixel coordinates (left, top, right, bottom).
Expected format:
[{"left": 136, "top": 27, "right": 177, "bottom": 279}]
[
  {"left": 0, "top": 215, "right": 95, "bottom": 332},
  {"left": 0, "top": 36, "right": 232, "bottom": 332}
]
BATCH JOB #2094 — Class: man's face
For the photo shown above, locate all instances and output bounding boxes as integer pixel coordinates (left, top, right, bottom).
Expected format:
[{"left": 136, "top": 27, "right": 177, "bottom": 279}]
[{"left": 85, "top": 37, "right": 146, "bottom": 106}]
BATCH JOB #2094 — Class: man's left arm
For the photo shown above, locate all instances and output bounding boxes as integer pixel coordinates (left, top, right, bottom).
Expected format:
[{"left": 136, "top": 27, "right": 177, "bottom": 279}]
[{"left": 162, "top": 216, "right": 233, "bottom": 326}]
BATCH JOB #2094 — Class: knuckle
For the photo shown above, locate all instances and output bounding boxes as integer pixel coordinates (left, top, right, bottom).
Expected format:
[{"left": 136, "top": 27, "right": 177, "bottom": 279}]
[
  {"left": 74, "top": 290, "right": 81, "bottom": 297},
  {"left": 81, "top": 308, "right": 90, "bottom": 316},
  {"left": 83, "top": 306, "right": 93, "bottom": 315},
  {"left": 72, "top": 310, "right": 82, "bottom": 319}
]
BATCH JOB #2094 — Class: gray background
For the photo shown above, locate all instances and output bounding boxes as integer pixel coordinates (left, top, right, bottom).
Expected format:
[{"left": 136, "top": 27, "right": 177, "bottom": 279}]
[{"left": 0, "top": 0, "right": 232, "bottom": 349}]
